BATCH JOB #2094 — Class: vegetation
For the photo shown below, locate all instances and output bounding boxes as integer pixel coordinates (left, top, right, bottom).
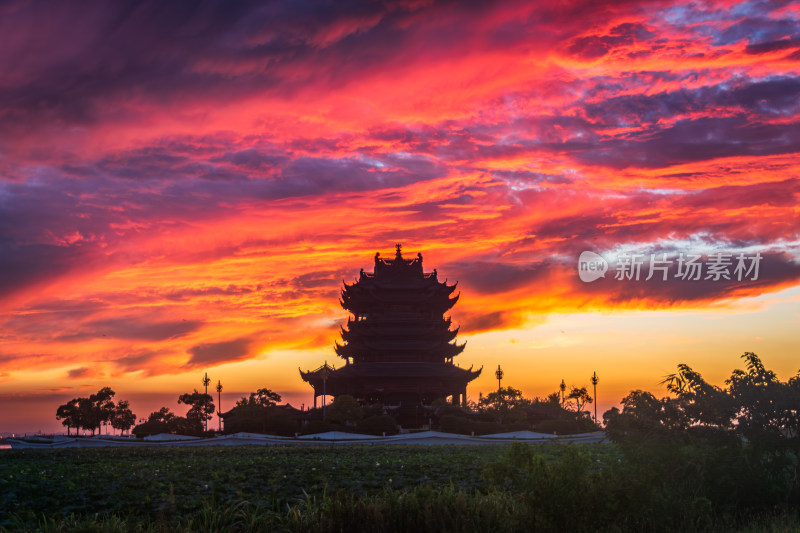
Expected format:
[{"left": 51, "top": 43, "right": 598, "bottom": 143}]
[
  {"left": 605, "top": 352, "right": 800, "bottom": 449},
  {"left": 55, "top": 388, "right": 136, "bottom": 436},
  {"left": 27, "top": 352, "right": 798, "bottom": 531},
  {"left": 435, "top": 385, "right": 600, "bottom": 435},
  {"left": 0, "top": 444, "right": 507, "bottom": 530},
  {"left": 1, "top": 442, "right": 798, "bottom": 532},
  {"left": 130, "top": 389, "right": 216, "bottom": 438}
]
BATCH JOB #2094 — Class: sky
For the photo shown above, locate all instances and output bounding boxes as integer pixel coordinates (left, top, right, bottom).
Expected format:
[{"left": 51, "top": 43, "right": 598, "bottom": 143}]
[{"left": 1, "top": 0, "right": 799, "bottom": 434}]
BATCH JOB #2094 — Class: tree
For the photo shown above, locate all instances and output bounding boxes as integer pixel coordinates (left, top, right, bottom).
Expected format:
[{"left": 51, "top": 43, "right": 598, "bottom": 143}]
[
  {"left": 149, "top": 406, "right": 176, "bottom": 425},
  {"left": 78, "top": 397, "right": 100, "bottom": 435},
  {"left": 326, "top": 394, "right": 364, "bottom": 425},
  {"left": 56, "top": 398, "right": 81, "bottom": 436},
  {"left": 662, "top": 363, "right": 734, "bottom": 430},
  {"left": 566, "top": 387, "right": 593, "bottom": 413},
  {"left": 178, "top": 390, "right": 215, "bottom": 429},
  {"left": 604, "top": 390, "right": 690, "bottom": 443},
  {"left": 90, "top": 387, "right": 116, "bottom": 435},
  {"left": 110, "top": 400, "right": 136, "bottom": 435},
  {"left": 235, "top": 387, "right": 282, "bottom": 408},
  {"left": 54, "top": 387, "right": 136, "bottom": 436},
  {"left": 607, "top": 353, "right": 800, "bottom": 447},
  {"left": 726, "top": 352, "right": 800, "bottom": 449},
  {"left": 478, "top": 386, "right": 531, "bottom": 411},
  {"left": 131, "top": 407, "right": 205, "bottom": 438},
  {"left": 132, "top": 407, "right": 173, "bottom": 438}
]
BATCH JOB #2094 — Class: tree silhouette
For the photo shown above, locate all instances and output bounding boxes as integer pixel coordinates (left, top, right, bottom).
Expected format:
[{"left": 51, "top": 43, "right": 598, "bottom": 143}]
[
  {"left": 606, "top": 352, "right": 800, "bottom": 447},
  {"left": 478, "top": 386, "right": 530, "bottom": 411},
  {"left": 223, "top": 388, "right": 293, "bottom": 435},
  {"left": 726, "top": 352, "right": 800, "bottom": 449},
  {"left": 326, "top": 394, "right": 364, "bottom": 425},
  {"left": 110, "top": 400, "right": 136, "bottom": 435},
  {"left": 55, "top": 398, "right": 81, "bottom": 436},
  {"left": 566, "top": 386, "right": 592, "bottom": 413},
  {"left": 178, "top": 390, "right": 215, "bottom": 428},
  {"left": 235, "top": 387, "right": 282, "bottom": 407},
  {"left": 76, "top": 398, "right": 98, "bottom": 435},
  {"left": 55, "top": 387, "right": 138, "bottom": 436},
  {"left": 90, "top": 387, "right": 116, "bottom": 435}
]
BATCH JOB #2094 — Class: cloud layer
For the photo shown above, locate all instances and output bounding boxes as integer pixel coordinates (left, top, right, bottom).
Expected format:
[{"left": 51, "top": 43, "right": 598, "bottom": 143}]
[{"left": 0, "top": 0, "right": 798, "bottom": 387}]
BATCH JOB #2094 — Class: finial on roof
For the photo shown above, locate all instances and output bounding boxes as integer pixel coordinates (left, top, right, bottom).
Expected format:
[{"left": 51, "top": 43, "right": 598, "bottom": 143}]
[{"left": 395, "top": 243, "right": 403, "bottom": 258}]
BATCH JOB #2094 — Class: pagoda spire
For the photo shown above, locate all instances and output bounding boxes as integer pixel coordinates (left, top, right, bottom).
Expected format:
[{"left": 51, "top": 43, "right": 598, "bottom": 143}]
[{"left": 395, "top": 243, "right": 403, "bottom": 259}]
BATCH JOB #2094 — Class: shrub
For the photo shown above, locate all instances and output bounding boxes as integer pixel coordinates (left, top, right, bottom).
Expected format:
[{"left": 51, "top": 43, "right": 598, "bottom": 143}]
[{"left": 356, "top": 415, "right": 399, "bottom": 436}]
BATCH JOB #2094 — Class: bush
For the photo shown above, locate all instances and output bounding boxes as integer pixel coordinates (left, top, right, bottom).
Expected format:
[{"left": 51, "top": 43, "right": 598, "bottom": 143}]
[
  {"left": 438, "top": 414, "right": 503, "bottom": 435},
  {"left": 223, "top": 405, "right": 296, "bottom": 436},
  {"left": 356, "top": 415, "right": 399, "bottom": 436}
]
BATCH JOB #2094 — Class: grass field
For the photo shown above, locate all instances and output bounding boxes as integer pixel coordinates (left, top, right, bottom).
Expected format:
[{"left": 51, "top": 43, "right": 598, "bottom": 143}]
[{"left": 1, "top": 443, "right": 797, "bottom": 532}]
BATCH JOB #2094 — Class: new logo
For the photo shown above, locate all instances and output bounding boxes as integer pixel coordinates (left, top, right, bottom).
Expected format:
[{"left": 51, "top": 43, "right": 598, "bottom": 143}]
[{"left": 578, "top": 251, "right": 608, "bottom": 282}]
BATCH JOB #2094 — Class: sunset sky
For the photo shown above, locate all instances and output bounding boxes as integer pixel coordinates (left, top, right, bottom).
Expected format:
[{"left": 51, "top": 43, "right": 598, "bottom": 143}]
[{"left": 2, "top": 0, "right": 799, "bottom": 434}]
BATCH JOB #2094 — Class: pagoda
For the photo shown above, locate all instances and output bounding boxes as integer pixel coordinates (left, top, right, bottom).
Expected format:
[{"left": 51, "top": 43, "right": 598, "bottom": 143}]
[{"left": 300, "top": 245, "right": 481, "bottom": 422}]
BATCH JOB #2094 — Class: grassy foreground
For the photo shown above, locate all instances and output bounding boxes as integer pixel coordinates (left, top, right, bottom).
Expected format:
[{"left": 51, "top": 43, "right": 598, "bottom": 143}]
[{"left": 1, "top": 443, "right": 798, "bottom": 532}]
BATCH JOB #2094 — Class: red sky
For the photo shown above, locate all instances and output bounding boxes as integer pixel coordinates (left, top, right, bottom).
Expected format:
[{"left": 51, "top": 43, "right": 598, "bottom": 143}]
[{"left": 1, "top": 0, "right": 799, "bottom": 434}]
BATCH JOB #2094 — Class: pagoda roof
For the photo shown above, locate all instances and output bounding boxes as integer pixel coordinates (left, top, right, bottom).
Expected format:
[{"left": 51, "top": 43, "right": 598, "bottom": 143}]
[{"left": 300, "top": 361, "right": 481, "bottom": 381}]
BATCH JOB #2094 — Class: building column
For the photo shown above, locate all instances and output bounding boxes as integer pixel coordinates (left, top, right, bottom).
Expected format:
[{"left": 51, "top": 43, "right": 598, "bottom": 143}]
[
  {"left": 461, "top": 387, "right": 467, "bottom": 408},
  {"left": 314, "top": 394, "right": 317, "bottom": 409}
]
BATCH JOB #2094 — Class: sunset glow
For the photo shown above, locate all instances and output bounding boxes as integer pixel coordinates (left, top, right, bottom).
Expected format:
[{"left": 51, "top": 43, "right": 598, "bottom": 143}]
[{"left": 2, "top": 0, "right": 799, "bottom": 433}]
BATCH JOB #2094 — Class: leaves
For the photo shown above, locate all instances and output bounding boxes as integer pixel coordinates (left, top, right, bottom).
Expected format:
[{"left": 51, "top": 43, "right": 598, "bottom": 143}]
[{"left": 0, "top": 445, "right": 505, "bottom": 527}]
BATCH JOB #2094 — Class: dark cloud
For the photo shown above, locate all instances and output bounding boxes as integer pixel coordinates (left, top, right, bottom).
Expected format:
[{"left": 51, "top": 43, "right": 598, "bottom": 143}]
[
  {"left": 715, "top": 16, "right": 800, "bottom": 46},
  {"left": 0, "top": 243, "right": 95, "bottom": 300},
  {"left": 571, "top": 115, "right": 800, "bottom": 169},
  {"left": 66, "top": 367, "right": 90, "bottom": 379},
  {"left": 212, "top": 149, "right": 288, "bottom": 172},
  {"left": 583, "top": 78, "right": 800, "bottom": 128},
  {"left": 458, "top": 311, "right": 510, "bottom": 333},
  {"left": 567, "top": 22, "right": 655, "bottom": 58},
  {"left": 0, "top": 0, "right": 526, "bottom": 147},
  {"left": 745, "top": 37, "right": 800, "bottom": 54},
  {"left": 447, "top": 261, "right": 550, "bottom": 295},
  {"left": 56, "top": 317, "right": 203, "bottom": 342},
  {"left": 680, "top": 178, "right": 800, "bottom": 211},
  {"left": 112, "top": 348, "right": 168, "bottom": 374},
  {"left": 292, "top": 270, "right": 353, "bottom": 290},
  {"left": 184, "top": 337, "right": 253, "bottom": 368}
]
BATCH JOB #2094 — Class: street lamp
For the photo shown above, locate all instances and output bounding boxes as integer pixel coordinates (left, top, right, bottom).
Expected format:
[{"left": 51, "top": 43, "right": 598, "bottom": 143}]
[
  {"left": 216, "top": 380, "right": 223, "bottom": 432},
  {"left": 560, "top": 379, "right": 566, "bottom": 406},
  {"left": 591, "top": 371, "right": 599, "bottom": 424},
  {"left": 319, "top": 363, "right": 331, "bottom": 420},
  {"left": 202, "top": 372, "right": 211, "bottom": 432},
  {"left": 495, "top": 365, "right": 504, "bottom": 409}
]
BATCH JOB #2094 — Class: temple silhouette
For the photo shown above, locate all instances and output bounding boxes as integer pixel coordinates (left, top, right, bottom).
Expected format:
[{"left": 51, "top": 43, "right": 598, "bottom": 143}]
[{"left": 300, "top": 245, "right": 481, "bottom": 426}]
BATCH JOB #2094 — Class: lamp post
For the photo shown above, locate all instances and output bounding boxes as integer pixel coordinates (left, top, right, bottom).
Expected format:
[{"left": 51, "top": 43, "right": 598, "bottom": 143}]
[
  {"left": 495, "top": 365, "right": 503, "bottom": 392},
  {"left": 591, "top": 371, "right": 599, "bottom": 424},
  {"left": 494, "top": 365, "right": 503, "bottom": 409},
  {"left": 319, "top": 363, "right": 331, "bottom": 420},
  {"left": 560, "top": 379, "right": 566, "bottom": 406},
  {"left": 202, "top": 372, "right": 211, "bottom": 432},
  {"left": 495, "top": 365, "right": 504, "bottom": 409},
  {"left": 216, "top": 380, "right": 223, "bottom": 432}
]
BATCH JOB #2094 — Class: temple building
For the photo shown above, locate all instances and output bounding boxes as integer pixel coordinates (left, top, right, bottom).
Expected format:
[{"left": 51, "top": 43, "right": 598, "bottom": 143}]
[{"left": 300, "top": 245, "right": 481, "bottom": 424}]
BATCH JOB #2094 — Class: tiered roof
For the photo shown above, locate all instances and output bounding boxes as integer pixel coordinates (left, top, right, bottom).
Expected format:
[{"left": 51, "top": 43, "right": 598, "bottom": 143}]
[
  {"left": 300, "top": 245, "right": 481, "bottom": 411},
  {"left": 335, "top": 244, "right": 465, "bottom": 364}
]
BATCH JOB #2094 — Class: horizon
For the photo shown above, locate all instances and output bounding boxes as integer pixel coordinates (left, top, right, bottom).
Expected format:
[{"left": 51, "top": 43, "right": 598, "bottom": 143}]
[{"left": 2, "top": 0, "right": 799, "bottom": 435}]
